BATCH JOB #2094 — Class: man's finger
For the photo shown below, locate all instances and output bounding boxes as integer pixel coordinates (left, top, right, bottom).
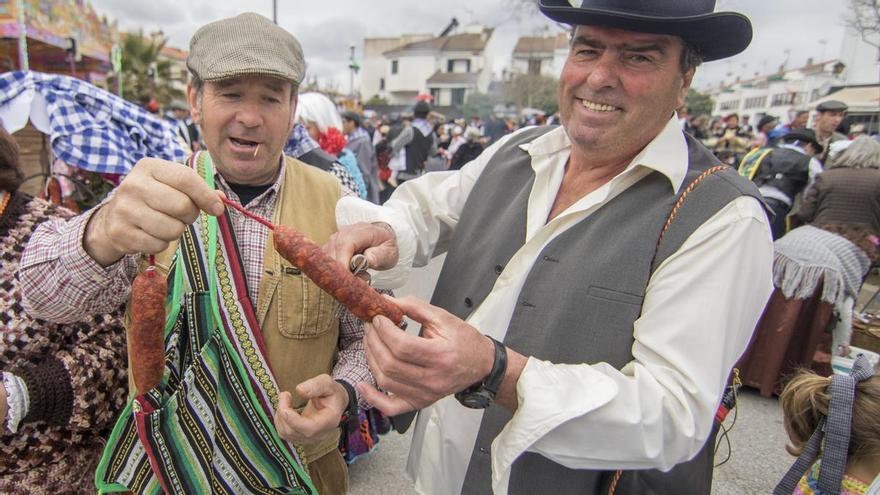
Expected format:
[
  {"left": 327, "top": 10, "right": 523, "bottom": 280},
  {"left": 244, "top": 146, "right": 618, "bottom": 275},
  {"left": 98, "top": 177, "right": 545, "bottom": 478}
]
[
  {"left": 148, "top": 160, "right": 224, "bottom": 216},
  {"left": 356, "top": 383, "right": 418, "bottom": 416},
  {"left": 371, "top": 313, "right": 436, "bottom": 365},
  {"left": 294, "top": 374, "right": 334, "bottom": 400},
  {"left": 365, "top": 320, "right": 430, "bottom": 386},
  {"left": 389, "top": 295, "right": 446, "bottom": 328}
]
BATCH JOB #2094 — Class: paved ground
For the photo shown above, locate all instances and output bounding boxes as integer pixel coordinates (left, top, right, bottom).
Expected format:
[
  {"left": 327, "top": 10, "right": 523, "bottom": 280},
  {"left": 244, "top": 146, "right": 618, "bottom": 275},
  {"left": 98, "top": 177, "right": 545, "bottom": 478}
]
[{"left": 347, "top": 260, "right": 880, "bottom": 494}]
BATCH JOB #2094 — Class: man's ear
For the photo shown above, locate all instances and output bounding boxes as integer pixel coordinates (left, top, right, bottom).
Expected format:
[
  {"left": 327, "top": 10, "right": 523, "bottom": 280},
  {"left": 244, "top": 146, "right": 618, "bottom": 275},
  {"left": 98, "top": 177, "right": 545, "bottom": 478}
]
[
  {"left": 676, "top": 68, "right": 695, "bottom": 110},
  {"left": 187, "top": 84, "right": 201, "bottom": 124}
]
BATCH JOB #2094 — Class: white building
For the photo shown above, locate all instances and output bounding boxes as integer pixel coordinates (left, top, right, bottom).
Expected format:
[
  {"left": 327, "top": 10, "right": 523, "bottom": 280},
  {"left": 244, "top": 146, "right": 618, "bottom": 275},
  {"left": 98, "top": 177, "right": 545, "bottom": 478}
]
[
  {"left": 708, "top": 25, "right": 880, "bottom": 127},
  {"left": 361, "top": 25, "right": 494, "bottom": 106},
  {"left": 509, "top": 32, "right": 568, "bottom": 78}
]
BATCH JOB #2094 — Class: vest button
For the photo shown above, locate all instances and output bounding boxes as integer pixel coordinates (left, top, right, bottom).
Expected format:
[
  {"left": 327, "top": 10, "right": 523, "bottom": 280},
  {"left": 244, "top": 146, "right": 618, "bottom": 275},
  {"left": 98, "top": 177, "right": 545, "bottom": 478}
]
[
  {"left": 494, "top": 265, "right": 503, "bottom": 275},
  {"left": 464, "top": 297, "right": 473, "bottom": 308}
]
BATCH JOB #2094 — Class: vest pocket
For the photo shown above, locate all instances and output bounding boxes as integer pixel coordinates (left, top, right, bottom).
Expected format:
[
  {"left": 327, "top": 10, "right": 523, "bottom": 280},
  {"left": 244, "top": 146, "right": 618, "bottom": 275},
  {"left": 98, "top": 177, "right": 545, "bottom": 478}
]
[{"left": 276, "top": 266, "right": 338, "bottom": 339}]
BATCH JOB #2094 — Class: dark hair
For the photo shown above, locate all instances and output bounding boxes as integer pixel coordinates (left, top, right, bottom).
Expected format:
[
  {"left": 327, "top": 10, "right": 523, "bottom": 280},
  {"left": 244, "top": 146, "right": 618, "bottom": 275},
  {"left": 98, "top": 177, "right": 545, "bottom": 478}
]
[
  {"left": 679, "top": 41, "right": 703, "bottom": 74},
  {"left": 0, "top": 125, "right": 23, "bottom": 192}
]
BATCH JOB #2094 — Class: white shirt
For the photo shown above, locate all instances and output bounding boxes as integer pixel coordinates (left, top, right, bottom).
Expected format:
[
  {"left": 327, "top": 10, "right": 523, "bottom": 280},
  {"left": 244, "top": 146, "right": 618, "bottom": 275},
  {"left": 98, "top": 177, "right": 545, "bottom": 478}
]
[{"left": 336, "top": 117, "right": 774, "bottom": 494}]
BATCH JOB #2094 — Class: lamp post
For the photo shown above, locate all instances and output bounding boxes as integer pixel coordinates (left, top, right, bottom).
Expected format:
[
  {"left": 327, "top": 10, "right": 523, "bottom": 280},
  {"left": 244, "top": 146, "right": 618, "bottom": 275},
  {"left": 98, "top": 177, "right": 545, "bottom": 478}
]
[
  {"left": 348, "top": 44, "right": 360, "bottom": 97},
  {"left": 272, "top": 0, "right": 277, "bottom": 24}
]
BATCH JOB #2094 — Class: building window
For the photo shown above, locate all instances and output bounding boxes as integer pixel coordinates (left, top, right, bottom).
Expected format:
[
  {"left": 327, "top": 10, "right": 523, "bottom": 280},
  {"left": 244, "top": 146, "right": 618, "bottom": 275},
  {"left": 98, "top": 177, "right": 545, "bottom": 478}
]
[
  {"left": 430, "top": 88, "right": 441, "bottom": 103},
  {"left": 446, "top": 59, "right": 471, "bottom": 73},
  {"left": 718, "top": 100, "right": 740, "bottom": 111},
  {"left": 451, "top": 88, "right": 466, "bottom": 106},
  {"left": 391, "top": 60, "right": 398, "bottom": 75},
  {"left": 743, "top": 96, "right": 767, "bottom": 109},
  {"left": 527, "top": 59, "right": 542, "bottom": 75},
  {"left": 380, "top": 78, "right": 385, "bottom": 91},
  {"left": 770, "top": 93, "right": 793, "bottom": 106}
]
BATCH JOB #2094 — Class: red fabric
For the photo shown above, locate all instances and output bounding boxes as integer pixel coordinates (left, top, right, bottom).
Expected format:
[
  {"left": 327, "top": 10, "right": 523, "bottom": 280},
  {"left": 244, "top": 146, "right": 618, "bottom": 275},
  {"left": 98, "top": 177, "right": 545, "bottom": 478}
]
[{"left": 319, "top": 128, "right": 346, "bottom": 156}]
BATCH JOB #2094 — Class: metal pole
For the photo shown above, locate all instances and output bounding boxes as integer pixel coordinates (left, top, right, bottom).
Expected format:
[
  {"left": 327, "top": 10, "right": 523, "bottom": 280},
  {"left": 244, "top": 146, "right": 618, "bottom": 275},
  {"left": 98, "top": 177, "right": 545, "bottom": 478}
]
[
  {"left": 15, "top": 0, "right": 29, "bottom": 71},
  {"left": 349, "top": 45, "right": 355, "bottom": 96},
  {"left": 272, "top": 0, "right": 277, "bottom": 24}
]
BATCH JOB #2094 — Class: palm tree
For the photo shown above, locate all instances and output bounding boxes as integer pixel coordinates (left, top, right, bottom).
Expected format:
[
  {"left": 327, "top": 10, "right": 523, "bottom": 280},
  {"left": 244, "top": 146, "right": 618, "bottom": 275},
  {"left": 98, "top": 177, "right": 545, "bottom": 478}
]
[{"left": 120, "top": 30, "right": 183, "bottom": 107}]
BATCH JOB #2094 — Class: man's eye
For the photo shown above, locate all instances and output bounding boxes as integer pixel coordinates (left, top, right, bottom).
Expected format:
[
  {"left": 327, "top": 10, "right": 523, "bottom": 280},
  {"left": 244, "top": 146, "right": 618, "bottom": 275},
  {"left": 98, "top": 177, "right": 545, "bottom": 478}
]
[{"left": 627, "top": 54, "right": 652, "bottom": 63}]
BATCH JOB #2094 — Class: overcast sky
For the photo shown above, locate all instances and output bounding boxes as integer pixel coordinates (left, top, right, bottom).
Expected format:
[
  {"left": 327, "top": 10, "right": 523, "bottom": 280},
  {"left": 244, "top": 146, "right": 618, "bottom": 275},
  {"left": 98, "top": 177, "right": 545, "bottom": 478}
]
[{"left": 90, "top": 0, "right": 853, "bottom": 93}]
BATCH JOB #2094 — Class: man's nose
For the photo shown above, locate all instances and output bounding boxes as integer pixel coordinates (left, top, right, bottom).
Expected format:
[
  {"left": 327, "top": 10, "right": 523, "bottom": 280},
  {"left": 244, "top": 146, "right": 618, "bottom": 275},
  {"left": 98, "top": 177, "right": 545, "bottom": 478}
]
[
  {"left": 236, "top": 101, "right": 263, "bottom": 127},
  {"left": 586, "top": 53, "right": 619, "bottom": 91}
]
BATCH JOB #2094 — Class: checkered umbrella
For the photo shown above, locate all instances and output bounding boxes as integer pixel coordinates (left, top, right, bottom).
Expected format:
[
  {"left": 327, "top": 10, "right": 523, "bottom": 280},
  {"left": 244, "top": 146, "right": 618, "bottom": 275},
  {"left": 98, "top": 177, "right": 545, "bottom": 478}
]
[{"left": 0, "top": 71, "right": 187, "bottom": 175}]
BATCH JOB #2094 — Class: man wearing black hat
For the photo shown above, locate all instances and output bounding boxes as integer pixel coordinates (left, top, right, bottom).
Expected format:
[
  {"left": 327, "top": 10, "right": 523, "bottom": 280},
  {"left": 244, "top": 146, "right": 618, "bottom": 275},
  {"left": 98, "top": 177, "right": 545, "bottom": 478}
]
[
  {"left": 329, "top": 1, "right": 772, "bottom": 494},
  {"left": 740, "top": 128, "right": 824, "bottom": 239},
  {"left": 812, "top": 100, "right": 848, "bottom": 164}
]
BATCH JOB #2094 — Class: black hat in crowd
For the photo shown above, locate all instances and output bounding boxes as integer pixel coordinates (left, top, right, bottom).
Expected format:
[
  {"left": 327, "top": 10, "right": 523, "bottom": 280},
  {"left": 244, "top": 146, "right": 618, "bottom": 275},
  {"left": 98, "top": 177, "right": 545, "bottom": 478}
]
[
  {"left": 784, "top": 128, "right": 824, "bottom": 154},
  {"left": 413, "top": 100, "right": 431, "bottom": 114},
  {"left": 537, "top": 0, "right": 752, "bottom": 62},
  {"left": 815, "top": 100, "right": 848, "bottom": 113},
  {"left": 341, "top": 111, "right": 361, "bottom": 127},
  {"left": 756, "top": 115, "right": 777, "bottom": 131}
]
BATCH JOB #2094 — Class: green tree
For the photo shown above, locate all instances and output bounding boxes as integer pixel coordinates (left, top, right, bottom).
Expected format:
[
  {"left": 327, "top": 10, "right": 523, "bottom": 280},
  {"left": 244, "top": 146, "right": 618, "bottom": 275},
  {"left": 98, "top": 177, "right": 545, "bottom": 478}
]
[
  {"left": 461, "top": 92, "right": 500, "bottom": 119},
  {"left": 685, "top": 88, "right": 714, "bottom": 116},
  {"left": 365, "top": 94, "right": 389, "bottom": 106},
  {"left": 504, "top": 74, "right": 559, "bottom": 116},
  {"left": 120, "top": 30, "right": 182, "bottom": 107}
]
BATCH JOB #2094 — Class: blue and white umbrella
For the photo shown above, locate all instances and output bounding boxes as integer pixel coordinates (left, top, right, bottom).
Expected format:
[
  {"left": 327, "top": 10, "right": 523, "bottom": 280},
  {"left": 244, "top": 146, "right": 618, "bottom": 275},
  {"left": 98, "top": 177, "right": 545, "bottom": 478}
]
[{"left": 0, "top": 71, "right": 187, "bottom": 176}]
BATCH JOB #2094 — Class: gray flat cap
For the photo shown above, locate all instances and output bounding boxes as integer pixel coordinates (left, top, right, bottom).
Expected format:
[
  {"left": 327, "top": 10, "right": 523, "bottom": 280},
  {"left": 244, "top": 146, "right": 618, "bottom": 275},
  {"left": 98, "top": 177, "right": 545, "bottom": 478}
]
[
  {"left": 816, "top": 100, "right": 848, "bottom": 112},
  {"left": 187, "top": 12, "right": 305, "bottom": 84}
]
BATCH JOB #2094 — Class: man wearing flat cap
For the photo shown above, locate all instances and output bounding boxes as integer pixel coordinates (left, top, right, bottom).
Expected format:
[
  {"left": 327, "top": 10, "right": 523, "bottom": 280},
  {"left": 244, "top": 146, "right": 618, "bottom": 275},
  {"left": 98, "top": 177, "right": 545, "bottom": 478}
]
[
  {"left": 813, "top": 100, "right": 848, "bottom": 164},
  {"left": 328, "top": 1, "right": 773, "bottom": 494},
  {"left": 21, "top": 12, "right": 368, "bottom": 495}
]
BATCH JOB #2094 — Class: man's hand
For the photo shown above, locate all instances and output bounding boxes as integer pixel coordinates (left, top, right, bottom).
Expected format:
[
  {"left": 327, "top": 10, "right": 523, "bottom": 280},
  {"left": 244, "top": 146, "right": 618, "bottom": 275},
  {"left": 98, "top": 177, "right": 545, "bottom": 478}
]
[
  {"left": 356, "top": 295, "right": 496, "bottom": 416},
  {"left": 83, "top": 158, "right": 226, "bottom": 266},
  {"left": 324, "top": 222, "right": 399, "bottom": 272},
  {"left": 274, "top": 374, "right": 349, "bottom": 446}
]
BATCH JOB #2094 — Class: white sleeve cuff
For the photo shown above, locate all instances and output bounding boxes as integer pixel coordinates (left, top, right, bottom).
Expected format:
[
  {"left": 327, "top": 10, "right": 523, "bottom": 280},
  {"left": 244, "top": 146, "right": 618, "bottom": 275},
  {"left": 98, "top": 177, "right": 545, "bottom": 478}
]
[
  {"left": 336, "top": 196, "right": 417, "bottom": 289},
  {"left": 491, "top": 358, "right": 617, "bottom": 493},
  {"left": 3, "top": 372, "right": 29, "bottom": 434}
]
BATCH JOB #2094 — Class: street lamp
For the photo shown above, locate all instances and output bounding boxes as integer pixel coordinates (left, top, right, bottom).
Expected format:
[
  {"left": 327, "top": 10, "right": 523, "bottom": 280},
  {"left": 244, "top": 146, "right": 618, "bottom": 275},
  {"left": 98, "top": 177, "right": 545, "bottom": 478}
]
[{"left": 348, "top": 44, "right": 360, "bottom": 97}]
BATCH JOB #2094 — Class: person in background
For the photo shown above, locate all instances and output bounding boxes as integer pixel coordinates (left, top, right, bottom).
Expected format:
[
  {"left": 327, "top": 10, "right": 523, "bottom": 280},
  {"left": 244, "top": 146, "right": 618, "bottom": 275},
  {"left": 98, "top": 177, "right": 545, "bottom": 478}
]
[
  {"left": 741, "top": 128, "right": 824, "bottom": 239},
  {"left": 168, "top": 99, "right": 201, "bottom": 152},
  {"left": 295, "top": 93, "right": 367, "bottom": 200},
  {"left": 449, "top": 127, "right": 485, "bottom": 171},
  {"left": 750, "top": 115, "right": 778, "bottom": 149},
  {"left": 812, "top": 100, "right": 848, "bottom": 164},
  {"left": 776, "top": 357, "right": 878, "bottom": 494},
  {"left": 341, "top": 111, "right": 380, "bottom": 203},
  {"left": 769, "top": 109, "right": 810, "bottom": 147},
  {"left": 0, "top": 124, "right": 128, "bottom": 494}
]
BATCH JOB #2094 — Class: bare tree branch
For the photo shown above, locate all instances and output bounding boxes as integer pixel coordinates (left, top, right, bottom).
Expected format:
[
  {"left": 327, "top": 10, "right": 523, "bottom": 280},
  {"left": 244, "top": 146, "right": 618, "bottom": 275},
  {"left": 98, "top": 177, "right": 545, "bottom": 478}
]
[{"left": 844, "top": 0, "right": 880, "bottom": 50}]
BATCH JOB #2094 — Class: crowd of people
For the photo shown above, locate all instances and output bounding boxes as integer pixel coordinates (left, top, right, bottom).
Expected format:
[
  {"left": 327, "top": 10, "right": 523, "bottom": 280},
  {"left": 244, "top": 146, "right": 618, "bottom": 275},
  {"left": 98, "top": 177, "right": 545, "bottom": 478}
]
[{"left": 1, "top": 1, "right": 879, "bottom": 494}]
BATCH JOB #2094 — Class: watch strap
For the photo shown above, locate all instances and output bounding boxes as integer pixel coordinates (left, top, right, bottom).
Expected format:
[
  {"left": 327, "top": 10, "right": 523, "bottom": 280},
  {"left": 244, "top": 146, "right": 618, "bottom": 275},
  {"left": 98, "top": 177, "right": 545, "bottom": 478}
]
[{"left": 483, "top": 337, "right": 508, "bottom": 395}]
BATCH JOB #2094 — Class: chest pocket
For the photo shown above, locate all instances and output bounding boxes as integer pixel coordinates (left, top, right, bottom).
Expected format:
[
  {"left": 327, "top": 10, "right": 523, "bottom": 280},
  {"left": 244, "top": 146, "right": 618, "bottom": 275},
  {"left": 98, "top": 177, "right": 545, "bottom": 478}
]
[{"left": 276, "top": 262, "right": 339, "bottom": 339}]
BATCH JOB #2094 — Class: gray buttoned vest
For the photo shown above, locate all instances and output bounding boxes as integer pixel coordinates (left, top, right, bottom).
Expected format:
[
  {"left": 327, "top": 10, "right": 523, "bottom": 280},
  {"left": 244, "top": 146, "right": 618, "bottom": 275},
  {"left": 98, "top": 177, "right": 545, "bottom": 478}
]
[{"left": 428, "top": 126, "right": 766, "bottom": 495}]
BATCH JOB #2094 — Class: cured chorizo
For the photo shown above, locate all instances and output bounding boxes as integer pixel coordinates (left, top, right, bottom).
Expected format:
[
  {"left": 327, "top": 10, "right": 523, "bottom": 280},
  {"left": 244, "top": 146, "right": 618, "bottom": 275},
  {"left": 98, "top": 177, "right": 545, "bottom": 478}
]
[
  {"left": 273, "top": 225, "right": 404, "bottom": 325},
  {"left": 129, "top": 264, "right": 166, "bottom": 394},
  {"left": 219, "top": 197, "right": 404, "bottom": 325}
]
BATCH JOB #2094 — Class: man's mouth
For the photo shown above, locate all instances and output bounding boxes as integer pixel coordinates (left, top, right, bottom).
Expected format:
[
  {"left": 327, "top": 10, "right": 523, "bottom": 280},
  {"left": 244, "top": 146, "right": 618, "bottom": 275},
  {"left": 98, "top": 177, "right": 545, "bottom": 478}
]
[
  {"left": 579, "top": 99, "right": 620, "bottom": 113},
  {"left": 229, "top": 137, "right": 260, "bottom": 148}
]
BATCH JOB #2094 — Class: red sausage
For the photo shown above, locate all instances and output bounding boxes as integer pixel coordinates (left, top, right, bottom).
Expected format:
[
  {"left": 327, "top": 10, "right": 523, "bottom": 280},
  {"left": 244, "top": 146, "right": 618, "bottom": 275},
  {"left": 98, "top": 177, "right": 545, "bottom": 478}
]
[
  {"left": 272, "top": 225, "right": 404, "bottom": 325},
  {"left": 129, "top": 267, "right": 166, "bottom": 393}
]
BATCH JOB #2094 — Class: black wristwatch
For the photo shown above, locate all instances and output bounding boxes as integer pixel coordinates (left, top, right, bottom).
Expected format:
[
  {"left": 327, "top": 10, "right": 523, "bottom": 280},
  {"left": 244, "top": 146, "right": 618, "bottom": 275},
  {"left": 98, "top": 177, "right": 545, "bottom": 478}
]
[{"left": 455, "top": 337, "right": 507, "bottom": 409}]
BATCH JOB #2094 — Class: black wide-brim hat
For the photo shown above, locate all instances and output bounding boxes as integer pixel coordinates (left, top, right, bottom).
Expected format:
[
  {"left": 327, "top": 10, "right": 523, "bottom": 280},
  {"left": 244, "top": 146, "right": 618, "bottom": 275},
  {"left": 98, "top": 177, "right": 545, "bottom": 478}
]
[{"left": 539, "top": 0, "right": 752, "bottom": 62}]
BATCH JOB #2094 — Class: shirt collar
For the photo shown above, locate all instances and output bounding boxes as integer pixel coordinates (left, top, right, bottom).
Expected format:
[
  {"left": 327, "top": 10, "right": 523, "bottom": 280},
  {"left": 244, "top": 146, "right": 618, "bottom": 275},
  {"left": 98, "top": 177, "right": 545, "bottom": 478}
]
[
  {"left": 522, "top": 115, "right": 689, "bottom": 193},
  {"left": 213, "top": 155, "right": 286, "bottom": 206}
]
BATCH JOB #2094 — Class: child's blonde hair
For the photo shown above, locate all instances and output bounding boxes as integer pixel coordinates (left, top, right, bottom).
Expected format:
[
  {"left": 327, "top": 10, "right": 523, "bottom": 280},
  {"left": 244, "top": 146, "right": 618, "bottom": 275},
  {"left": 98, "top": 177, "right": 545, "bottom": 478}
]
[{"left": 781, "top": 369, "right": 880, "bottom": 463}]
